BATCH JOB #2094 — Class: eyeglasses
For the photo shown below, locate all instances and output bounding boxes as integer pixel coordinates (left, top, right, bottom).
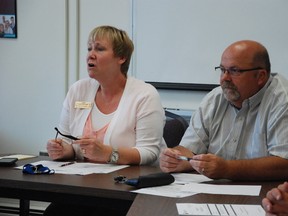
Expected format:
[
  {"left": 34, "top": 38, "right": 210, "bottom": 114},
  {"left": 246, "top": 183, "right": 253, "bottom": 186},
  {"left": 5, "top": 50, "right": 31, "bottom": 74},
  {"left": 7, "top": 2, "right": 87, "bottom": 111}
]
[
  {"left": 54, "top": 127, "right": 79, "bottom": 141},
  {"left": 215, "top": 66, "right": 263, "bottom": 77}
]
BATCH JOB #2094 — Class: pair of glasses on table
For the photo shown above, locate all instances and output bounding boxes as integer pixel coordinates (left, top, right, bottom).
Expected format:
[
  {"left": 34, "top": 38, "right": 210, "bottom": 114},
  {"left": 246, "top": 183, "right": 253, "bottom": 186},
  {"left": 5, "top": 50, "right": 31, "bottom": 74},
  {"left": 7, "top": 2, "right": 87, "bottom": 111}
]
[{"left": 54, "top": 127, "right": 80, "bottom": 141}]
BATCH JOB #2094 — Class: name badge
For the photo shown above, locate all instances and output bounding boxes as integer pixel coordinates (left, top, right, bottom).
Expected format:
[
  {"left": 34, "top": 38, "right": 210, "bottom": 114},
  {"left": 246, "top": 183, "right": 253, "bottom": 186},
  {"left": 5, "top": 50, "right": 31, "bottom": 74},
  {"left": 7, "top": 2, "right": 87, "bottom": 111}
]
[{"left": 74, "top": 101, "right": 92, "bottom": 109}]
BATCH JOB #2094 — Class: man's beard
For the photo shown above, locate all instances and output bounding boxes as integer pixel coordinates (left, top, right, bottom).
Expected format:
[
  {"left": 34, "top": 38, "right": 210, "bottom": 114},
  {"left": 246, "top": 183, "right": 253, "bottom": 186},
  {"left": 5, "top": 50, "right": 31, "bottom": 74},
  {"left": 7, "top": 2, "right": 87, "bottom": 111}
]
[{"left": 221, "top": 81, "right": 241, "bottom": 102}]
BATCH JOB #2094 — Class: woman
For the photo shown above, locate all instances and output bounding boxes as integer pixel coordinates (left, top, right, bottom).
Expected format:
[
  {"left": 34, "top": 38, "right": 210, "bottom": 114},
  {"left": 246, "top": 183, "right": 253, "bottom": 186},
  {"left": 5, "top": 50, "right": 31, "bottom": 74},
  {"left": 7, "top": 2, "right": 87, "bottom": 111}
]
[{"left": 45, "top": 25, "right": 166, "bottom": 216}]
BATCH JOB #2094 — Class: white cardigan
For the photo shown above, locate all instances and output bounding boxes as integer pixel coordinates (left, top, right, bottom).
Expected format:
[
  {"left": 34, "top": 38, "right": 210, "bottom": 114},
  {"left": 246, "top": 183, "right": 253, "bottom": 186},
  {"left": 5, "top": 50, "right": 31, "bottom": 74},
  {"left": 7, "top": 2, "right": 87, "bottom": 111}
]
[{"left": 58, "top": 76, "right": 166, "bottom": 165}]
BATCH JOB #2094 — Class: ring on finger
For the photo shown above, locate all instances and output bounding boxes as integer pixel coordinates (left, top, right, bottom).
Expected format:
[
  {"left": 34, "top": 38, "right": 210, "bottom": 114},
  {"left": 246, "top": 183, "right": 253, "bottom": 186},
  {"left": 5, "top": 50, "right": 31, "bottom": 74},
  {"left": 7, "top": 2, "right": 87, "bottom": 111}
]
[{"left": 82, "top": 149, "right": 86, "bottom": 154}]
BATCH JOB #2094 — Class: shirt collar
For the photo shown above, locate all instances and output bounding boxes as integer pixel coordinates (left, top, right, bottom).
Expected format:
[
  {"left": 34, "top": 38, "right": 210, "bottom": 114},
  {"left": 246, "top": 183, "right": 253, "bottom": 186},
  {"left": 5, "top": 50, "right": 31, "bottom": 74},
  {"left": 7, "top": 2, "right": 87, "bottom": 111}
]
[{"left": 242, "top": 75, "right": 273, "bottom": 109}]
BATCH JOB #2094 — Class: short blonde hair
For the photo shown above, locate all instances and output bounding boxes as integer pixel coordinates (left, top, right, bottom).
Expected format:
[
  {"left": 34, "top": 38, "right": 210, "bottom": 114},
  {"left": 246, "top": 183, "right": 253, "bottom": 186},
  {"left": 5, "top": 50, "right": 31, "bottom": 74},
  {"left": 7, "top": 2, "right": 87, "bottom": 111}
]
[{"left": 88, "top": 26, "right": 134, "bottom": 76}]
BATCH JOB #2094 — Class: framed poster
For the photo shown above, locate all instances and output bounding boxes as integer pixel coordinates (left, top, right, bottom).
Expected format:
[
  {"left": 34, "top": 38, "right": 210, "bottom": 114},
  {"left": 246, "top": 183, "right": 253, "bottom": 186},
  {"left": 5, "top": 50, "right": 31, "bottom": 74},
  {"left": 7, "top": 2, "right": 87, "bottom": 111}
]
[{"left": 0, "top": 0, "right": 17, "bottom": 38}]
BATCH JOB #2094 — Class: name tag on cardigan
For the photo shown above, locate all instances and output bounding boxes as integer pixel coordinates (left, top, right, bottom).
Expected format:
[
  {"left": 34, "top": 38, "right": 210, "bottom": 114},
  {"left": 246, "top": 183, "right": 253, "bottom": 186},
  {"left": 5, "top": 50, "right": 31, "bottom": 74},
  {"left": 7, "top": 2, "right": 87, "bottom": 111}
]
[{"left": 74, "top": 101, "right": 92, "bottom": 109}]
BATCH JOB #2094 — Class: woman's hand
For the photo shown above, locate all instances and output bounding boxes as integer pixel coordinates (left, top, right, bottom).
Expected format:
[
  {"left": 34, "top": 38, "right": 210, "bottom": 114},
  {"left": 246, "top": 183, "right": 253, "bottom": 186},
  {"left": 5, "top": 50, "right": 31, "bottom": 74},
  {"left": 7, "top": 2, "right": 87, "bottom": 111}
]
[
  {"left": 73, "top": 137, "right": 112, "bottom": 163},
  {"left": 46, "top": 139, "right": 74, "bottom": 160}
]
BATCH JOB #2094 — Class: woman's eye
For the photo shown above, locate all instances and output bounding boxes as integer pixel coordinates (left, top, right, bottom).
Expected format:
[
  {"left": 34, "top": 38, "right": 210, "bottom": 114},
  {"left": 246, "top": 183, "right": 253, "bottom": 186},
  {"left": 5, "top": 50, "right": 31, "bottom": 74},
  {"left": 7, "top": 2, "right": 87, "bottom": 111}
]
[
  {"left": 87, "top": 45, "right": 105, "bottom": 52},
  {"left": 96, "top": 47, "right": 105, "bottom": 51}
]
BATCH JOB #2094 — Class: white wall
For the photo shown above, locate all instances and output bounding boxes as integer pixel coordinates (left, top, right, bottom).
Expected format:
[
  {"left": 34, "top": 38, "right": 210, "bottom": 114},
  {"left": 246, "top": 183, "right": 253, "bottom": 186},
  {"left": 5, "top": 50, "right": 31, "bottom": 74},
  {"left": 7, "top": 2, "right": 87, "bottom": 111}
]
[
  {"left": 0, "top": 0, "right": 205, "bottom": 155},
  {"left": 133, "top": 0, "right": 288, "bottom": 85},
  {"left": 0, "top": 0, "right": 67, "bottom": 155}
]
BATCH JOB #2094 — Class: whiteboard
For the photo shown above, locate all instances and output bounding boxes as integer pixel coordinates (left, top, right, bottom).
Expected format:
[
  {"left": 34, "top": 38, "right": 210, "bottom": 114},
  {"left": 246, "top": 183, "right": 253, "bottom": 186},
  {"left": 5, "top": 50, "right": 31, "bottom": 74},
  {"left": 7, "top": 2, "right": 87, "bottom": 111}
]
[{"left": 133, "top": 0, "right": 288, "bottom": 88}]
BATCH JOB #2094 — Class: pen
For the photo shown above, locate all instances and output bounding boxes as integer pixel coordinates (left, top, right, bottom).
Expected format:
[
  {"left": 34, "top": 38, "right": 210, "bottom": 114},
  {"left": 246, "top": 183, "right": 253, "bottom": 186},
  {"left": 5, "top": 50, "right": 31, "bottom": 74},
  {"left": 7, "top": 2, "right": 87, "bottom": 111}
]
[
  {"left": 177, "top": 155, "right": 193, "bottom": 161},
  {"left": 60, "top": 162, "right": 75, "bottom": 167}
]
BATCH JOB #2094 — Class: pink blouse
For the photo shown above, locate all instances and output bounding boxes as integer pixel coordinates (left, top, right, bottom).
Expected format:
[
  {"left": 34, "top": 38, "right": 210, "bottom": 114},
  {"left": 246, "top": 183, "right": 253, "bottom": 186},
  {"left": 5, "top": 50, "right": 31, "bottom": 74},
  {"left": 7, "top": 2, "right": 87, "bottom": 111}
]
[{"left": 83, "top": 112, "right": 109, "bottom": 144}]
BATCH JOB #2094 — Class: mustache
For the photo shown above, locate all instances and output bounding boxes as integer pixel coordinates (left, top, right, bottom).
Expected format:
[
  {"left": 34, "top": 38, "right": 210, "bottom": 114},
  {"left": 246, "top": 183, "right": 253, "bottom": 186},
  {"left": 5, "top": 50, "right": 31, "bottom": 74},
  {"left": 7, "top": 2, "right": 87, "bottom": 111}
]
[{"left": 221, "top": 81, "right": 237, "bottom": 90}]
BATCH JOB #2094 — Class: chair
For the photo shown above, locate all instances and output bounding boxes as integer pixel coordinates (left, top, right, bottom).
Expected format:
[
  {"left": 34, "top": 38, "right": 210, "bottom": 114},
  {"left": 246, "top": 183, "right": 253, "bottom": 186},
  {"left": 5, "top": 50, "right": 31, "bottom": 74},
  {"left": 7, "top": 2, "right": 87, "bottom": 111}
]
[{"left": 163, "top": 110, "right": 189, "bottom": 148}]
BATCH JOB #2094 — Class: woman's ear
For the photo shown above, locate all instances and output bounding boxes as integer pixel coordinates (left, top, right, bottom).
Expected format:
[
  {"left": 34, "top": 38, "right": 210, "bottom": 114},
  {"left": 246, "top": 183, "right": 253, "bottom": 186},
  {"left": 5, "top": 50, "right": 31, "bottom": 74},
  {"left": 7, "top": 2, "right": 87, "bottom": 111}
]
[{"left": 118, "top": 57, "right": 126, "bottom": 65}]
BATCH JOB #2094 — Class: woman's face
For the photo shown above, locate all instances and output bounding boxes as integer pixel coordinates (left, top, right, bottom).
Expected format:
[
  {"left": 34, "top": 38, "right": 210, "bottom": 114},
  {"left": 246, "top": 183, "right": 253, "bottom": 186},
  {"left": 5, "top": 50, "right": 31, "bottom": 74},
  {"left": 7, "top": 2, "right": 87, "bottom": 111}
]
[{"left": 86, "top": 37, "right": 124, "bottom": 80}]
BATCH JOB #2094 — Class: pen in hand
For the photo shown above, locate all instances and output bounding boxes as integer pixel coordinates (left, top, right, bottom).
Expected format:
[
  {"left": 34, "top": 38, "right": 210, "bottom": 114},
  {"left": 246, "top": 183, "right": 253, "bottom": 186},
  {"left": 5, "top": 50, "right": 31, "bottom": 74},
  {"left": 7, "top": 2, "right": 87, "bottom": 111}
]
[
  {"left": 59, "top": 162, "right": 75, "bottom": 167},
  {"left": 177, "top": 155, "right": 193, "bottom": 161}
]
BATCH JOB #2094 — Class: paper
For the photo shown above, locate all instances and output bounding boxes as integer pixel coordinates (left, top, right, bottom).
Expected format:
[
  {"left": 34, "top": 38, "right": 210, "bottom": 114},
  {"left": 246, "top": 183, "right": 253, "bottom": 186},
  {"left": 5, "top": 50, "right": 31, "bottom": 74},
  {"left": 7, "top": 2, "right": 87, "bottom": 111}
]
[
  {"left": 176, "top": 203, "right": 265, "bottom": 216},
  {"left": 132, "top": 173, "right": 212, "bottom": 198},
  {"left": 0, "top": 154, "right": 36, "bottom": 160},
  {"left": 17, "top": 160, "right": 129, "bottom": 175},
  {"left": 133, "top": 183, "right": 197, "bottom": 198},
  {"left": 133, "top": 183, "right": 260, "bottom": 198},
  {"left": 132, "top": 173, "right": 261, "bottom": 198},
  {"left": 172, "top": 173, "right": 213, "bottom": 184},
  {"left": 181, "top": 183, "right": 261, "bottom": 196}
]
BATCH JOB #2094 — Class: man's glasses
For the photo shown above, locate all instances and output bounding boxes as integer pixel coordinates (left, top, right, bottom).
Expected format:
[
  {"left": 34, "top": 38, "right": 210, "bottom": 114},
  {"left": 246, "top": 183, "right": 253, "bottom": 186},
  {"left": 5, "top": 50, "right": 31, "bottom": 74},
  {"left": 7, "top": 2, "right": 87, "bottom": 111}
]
[
  {"left": 54, "top": 127, "right": 79, "bottom": 141},
  {"left": 215, "top": 66, "right": 263, "bottom": 77}
]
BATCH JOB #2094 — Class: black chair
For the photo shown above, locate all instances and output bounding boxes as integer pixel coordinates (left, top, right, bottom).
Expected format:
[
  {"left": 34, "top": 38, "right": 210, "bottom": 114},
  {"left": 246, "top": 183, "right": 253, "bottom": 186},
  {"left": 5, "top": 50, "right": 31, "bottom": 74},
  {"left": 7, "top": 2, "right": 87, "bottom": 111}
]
[{"left": 163, "top": 110, "right": 189, "bottom": 148}]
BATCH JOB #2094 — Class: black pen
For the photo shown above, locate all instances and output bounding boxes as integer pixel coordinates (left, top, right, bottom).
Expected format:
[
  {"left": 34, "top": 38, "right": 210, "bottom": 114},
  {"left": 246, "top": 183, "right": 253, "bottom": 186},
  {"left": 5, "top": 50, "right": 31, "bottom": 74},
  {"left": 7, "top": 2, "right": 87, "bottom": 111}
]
[
  {"left": 177, "top": 155, "right": 193, "bottom": 161},
  {"left": 60, "top": 162, "right": 75, "bottom": 167}
]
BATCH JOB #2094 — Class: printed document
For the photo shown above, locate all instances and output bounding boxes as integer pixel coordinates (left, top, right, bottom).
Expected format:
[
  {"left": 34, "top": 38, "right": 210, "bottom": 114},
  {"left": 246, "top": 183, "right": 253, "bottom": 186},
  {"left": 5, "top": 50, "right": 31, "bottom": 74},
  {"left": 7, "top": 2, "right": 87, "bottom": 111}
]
[
  {"left": 17, "top": 160, "right": 129, "bottom": 175},
  {"left": 176, "top": 203, "right": 265, "bottom": 216}
]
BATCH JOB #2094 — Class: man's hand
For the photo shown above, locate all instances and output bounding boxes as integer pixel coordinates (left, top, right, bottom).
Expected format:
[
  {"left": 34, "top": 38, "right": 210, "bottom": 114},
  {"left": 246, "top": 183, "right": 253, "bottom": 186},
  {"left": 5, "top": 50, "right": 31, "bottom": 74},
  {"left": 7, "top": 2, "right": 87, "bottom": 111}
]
[
  {"left": 190, "top": 153, "right": 228, "bottom": 179},
  {"left": 160, "top": 148, "right": 194, "bottom": 173}
]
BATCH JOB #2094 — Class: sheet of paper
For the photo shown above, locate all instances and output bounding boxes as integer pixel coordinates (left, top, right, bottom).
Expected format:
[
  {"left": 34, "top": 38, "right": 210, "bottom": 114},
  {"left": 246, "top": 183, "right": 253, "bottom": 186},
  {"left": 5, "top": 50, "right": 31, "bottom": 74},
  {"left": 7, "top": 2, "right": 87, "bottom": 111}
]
[
  {"left": 181, "top": 182, "right": 261, "bottom": 196},
  {"left": 132, "top": 177, "right": 260, "bottom": 198},
  {"left": 132, "top": 173, "right": 213, "bottom": 198},
  {"left": 176, "top": 203, "right": 265, "bottom": 216},
  {"left": 132, "top": 183, "right": 198, "bottom": 198},
  {"left": 17, "top": 160, "right": 129, "bottom": 175},
  {"left": 172, "top": 173, "right": 213, "bottom": 184},
  {"left": 0, "top": 154, "right": 36, "bottom": 160}
]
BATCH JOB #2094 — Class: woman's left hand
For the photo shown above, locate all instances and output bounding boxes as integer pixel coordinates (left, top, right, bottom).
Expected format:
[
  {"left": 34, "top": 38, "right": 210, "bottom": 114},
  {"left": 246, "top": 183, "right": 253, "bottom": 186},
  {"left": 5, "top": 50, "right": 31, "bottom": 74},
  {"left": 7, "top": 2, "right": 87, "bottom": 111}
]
[{"left": 73, "top": 137, "right": 112, "bottom": 162}]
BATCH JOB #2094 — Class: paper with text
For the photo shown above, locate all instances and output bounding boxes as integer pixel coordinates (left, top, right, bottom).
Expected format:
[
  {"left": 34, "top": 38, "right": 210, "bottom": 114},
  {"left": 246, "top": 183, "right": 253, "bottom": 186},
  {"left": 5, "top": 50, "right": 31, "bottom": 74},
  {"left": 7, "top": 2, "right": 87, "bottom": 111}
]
[
  {"left": 176, "top": 203, "right": 265, "bottom": 216},
  {"left": 17, "top": 160, "right": 129, "bottom": 175}
]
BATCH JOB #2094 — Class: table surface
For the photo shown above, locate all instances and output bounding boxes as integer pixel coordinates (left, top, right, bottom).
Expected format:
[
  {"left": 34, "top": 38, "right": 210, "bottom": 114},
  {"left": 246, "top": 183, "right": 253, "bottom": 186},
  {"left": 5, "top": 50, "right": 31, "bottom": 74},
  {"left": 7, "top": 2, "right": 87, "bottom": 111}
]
[
  {"left": 0, "top": 156, "right": 282, "bottom": 216},
  {"left": 0, "top": 156, "right": 161, "bottom": 205},
  {"left": 127, "top": 179, "right": 281, "bottom": 216}
]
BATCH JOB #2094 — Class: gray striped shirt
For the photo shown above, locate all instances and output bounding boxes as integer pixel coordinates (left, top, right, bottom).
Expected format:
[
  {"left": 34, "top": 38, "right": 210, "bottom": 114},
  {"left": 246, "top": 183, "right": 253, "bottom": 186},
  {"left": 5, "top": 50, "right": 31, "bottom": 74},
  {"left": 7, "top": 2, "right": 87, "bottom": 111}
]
[{"left": 181, "top": 73, "right": 288, "bottom": 160}]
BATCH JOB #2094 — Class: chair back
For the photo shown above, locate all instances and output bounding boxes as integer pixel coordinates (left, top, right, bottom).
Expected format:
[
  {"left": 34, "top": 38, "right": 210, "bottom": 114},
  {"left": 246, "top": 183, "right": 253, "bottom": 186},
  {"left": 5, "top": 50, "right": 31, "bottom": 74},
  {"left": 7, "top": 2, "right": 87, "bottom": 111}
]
[{"left": 164, "top": 110, "right": 189, "bottom": 148}]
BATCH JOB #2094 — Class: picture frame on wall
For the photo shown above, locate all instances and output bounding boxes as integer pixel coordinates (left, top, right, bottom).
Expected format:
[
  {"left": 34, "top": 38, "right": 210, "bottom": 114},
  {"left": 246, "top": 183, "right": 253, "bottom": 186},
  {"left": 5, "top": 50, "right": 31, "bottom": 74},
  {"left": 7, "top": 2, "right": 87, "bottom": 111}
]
[{"left": 0, "top": 0, "right": 17, "bottom": 38}]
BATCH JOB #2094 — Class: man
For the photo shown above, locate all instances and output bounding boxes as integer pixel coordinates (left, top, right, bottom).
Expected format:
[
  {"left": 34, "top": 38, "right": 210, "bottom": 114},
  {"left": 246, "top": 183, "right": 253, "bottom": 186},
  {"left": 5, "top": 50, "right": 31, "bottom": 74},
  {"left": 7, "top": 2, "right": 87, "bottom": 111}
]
[
  {"left": 160, "top": 40, "right": 288, "bottom": 181},
  {"left": 9, "top": 16, "right": 16, "bottom": 34},
  {"left": 3, "top": 19, "right": 13, "bottom": 34},
  {"left": 262, "top": 182, "right": 288, "bottom": 216}
]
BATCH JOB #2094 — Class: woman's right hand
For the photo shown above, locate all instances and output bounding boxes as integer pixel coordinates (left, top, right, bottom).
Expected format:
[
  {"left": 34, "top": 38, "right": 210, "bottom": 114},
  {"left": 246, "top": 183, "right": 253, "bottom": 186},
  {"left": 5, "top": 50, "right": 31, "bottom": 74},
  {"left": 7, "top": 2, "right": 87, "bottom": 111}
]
[
  {"left": 46, "top": 139, "right": 65, "bottom": 160},
  {"left": 47, "top": 139, "right": 75, "bottom": 160}
]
